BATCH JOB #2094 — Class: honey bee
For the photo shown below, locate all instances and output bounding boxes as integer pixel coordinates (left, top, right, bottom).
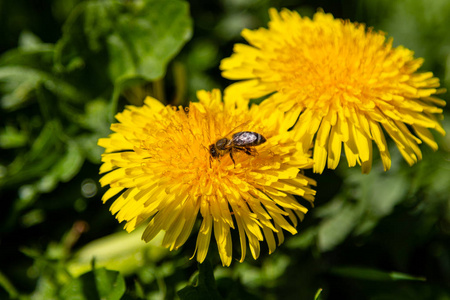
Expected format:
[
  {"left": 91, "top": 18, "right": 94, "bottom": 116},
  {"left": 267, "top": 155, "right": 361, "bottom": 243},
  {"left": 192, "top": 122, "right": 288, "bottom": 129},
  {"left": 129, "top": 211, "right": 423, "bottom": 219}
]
[{"left": 209, "top": 131, "right": 267, "bottom": 165}]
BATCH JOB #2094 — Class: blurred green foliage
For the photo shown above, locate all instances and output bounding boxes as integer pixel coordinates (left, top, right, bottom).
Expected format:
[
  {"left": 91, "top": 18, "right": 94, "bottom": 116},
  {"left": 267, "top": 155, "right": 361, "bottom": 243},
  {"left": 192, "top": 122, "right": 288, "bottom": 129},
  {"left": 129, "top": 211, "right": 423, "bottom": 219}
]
[{"left": 1, "top": 0, "right": 449, "bottom": 299}]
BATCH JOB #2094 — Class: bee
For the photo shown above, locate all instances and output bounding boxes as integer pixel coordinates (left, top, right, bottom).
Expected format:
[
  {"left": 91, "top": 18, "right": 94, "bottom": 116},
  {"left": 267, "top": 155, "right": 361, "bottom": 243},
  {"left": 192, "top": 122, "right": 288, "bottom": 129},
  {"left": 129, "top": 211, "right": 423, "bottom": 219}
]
[{"left": 209, "top": 131, "right": 267, "bottom": 165}]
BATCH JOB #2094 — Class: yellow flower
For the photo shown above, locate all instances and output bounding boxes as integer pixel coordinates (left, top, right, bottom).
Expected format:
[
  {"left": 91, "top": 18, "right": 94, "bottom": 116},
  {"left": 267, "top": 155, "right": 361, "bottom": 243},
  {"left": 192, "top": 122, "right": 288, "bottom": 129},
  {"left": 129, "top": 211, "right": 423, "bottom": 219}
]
[
  {"left": 98, "top": 89, "right": 315, "bottom": 266},
  {"left": 221, "top": 9, "right": 446, "bottom": 174}
]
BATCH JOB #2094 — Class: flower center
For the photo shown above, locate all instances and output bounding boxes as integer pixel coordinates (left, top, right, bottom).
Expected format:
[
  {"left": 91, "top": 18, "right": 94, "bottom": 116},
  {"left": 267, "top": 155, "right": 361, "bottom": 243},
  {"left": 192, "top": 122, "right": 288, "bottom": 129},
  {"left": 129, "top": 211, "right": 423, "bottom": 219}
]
[
  {"left": 137, "top": 105, "right": 271, "bottom": 198},
  {"left": 268, "top": 22, "right": 406, "bottom": 113}
]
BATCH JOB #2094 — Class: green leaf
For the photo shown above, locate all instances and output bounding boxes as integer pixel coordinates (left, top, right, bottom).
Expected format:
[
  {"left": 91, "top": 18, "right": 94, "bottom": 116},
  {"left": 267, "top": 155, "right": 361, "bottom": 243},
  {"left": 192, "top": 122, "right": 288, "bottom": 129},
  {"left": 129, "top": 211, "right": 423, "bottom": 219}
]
[
  {"left": 0, "top": 121, "right": 62, "bottom": 188},
  {"left": 330, "top": 266, "right": 426, "bottom": 282},
  {"left": 111, "top": 0, "right": 193, "bottom": 83},
  {"left": 185, "top": 39, "right": 219, "bottom": 71},
  {"left": 56, "top": 0, "right": 193, "bottom": 87},
  {"left": 60, "top": 267, "right": 126, "bottom": 300},
  {"left": 0, "top": 125, "right": 28, "bottom": 149},
  {"left": 315, "top": 161, "right": 411, "bottom": 251},
  {"left": 178, "top": 260, "right": 223, "bottom": 300},
  {"left": 0, "top": 40, "right": 87, "bottom": 110},
  {"left": 75, "top": 133, "right": 105, "bottom": 164},
  {"left": 314, "top": 288, "right": 323, "bottom": 300},
  {"left": 134, "top": 280, "right": 145, "bottom": 299},
  {"left": 316, "top": 196, "right": 362, "bottom": 252},
  {"left": 31, "top": 275, "right": 60, "bottom": 300},
  {"left": 0, "top": 43, "right": 54, "bottom": 70},
  {"left": 286, "top": 227, "right": 318, "bottom": 249},
  {"left": 76, "top": 99, "right": 111, "bottom": 132},
  {"left": 0, "top": 66, "right": 45, "bottom": 109},
  {"left": 0, "top": 271, "right": 19, "bottom": 299},
  {"left": 106, "top": 32, "right": 136, "bottom": 81},
  {"left": 347, "top": 168, "right": 408, "bottom": 217},
  {"left": 36, "top": 140, "right": 84, "bottom": 193},
  {"left": 0, "top": 120, "right": 83, "bottom": 194},
  {"left": 94, "top": 268, "right": 126, "bottom": 300},
  {"left": 57, "top": 141, "right": 84, "bottom": 183},
  {"left": 26, "top": 121, "right": 62, "bottom": 162},
  {"left": 0, "top": 66, "right": 87, "bottom": 110},
  {"left": 18, "top": 30, "right": 46, "bottom": 50},
  {"left": 67, "top": 227, "right": 168, "bottom": 277}
]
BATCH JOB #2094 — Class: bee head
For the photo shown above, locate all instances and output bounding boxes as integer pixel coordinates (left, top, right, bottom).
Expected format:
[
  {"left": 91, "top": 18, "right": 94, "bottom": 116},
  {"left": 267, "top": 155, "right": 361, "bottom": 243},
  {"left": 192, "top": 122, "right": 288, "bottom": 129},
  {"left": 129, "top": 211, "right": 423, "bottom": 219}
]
[{"left": 209, "top": 144, "right": 219, "bottom": 158}]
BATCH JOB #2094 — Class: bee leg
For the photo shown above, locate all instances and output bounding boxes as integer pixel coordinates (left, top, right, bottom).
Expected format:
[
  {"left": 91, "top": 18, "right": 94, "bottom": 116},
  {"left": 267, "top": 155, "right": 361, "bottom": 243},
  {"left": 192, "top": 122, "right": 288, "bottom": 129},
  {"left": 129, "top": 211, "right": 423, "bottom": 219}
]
[
  {"left": 229, "top": 151, "right": 236, "bottom": 167},
  {"left": 243, "top": 147, "right": 257, "bottom": 156}
]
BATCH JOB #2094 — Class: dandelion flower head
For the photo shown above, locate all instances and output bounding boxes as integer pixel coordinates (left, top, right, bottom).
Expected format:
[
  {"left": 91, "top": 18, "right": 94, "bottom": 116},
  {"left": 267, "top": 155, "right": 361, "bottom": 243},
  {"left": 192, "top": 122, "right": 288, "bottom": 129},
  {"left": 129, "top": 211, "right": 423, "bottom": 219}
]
[
  {"left": 221, "top": 9, "right": 446, "bottom": 173},
  {"left": 98, "top": 89, "right": 316, "bottom": 266}
]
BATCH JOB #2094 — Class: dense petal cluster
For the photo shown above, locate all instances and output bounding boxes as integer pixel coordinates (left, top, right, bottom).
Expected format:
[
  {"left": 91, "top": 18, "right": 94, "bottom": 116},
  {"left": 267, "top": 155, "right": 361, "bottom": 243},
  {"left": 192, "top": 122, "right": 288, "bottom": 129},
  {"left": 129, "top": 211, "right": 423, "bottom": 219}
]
[
  {"left": 98, "top": 90, "right": 315, "bottom": 266},
  {"left": 221, "top": 9, "right": 446, "bottom": 173}
]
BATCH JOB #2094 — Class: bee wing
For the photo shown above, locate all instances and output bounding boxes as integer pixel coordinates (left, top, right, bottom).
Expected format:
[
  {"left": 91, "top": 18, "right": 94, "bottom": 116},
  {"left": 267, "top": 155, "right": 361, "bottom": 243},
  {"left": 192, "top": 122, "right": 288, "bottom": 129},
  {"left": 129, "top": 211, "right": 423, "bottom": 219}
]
[{"left": 220, "top": 120, "right": 252, "bottom": 139}]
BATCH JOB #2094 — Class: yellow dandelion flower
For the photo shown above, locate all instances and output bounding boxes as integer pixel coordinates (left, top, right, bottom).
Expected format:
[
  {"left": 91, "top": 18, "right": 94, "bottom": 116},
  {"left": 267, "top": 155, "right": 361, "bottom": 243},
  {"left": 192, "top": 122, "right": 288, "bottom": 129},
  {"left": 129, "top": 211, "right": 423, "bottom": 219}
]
[
  {"left": 98, "top": 89, "right": 316, "bottom": 266},
  {"left": 221, "top": 9, "right": 446, "bottom": 174}
]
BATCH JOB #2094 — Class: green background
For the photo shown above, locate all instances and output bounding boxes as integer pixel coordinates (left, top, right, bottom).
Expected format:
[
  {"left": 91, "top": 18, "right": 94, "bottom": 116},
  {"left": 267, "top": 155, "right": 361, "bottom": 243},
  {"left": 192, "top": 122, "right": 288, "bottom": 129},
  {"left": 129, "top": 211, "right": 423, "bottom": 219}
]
[{"left": 1, "top": 0, "right": 449, "bottom": 299}]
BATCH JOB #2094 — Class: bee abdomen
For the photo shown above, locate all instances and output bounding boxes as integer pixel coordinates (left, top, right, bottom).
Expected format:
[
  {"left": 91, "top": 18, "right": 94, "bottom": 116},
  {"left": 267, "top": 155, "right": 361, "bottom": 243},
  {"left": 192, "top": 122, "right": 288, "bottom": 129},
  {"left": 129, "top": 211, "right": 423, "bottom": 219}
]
[{"left": 232, "top": 131, "right": 266, "bottom": 146}]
